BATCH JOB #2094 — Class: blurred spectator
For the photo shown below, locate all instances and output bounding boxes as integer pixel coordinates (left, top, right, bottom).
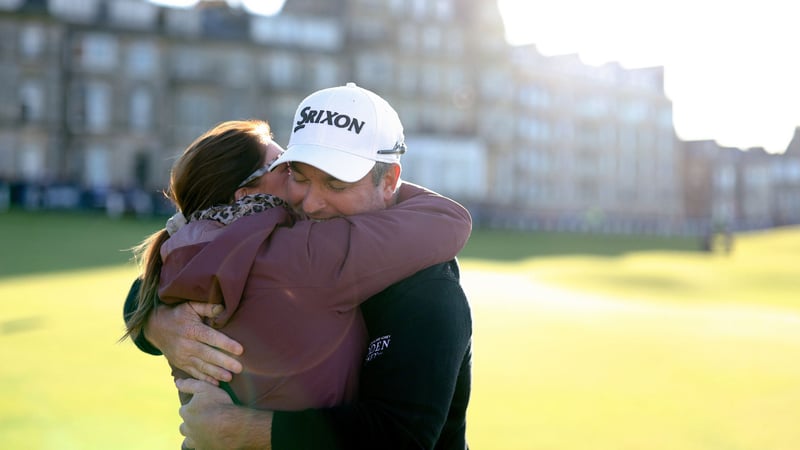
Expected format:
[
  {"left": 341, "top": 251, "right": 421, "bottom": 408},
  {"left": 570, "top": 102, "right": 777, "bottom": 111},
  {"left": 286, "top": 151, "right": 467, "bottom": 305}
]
[
  {"left": 105, "top": 190, "right": 126, "bottom": 218},
  {"left": 0, "top": 181, "right": 9, "bottom": 212}
]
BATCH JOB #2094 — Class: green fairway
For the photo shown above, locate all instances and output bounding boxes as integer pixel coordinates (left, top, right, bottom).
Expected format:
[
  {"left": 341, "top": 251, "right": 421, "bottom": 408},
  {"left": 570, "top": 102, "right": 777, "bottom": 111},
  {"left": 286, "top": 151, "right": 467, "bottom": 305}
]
[
  {"left": 0, "top": 210, "right": 163, "bottom": 278},
  {"left": 1, "top": 211, "right": 799, "bottom": 449}
]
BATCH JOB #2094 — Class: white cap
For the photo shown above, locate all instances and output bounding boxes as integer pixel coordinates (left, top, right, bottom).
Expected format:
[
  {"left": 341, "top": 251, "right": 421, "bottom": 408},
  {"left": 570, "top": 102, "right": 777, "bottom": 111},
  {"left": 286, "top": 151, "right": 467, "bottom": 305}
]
[{"left": 269, "top": 82, "right": 405, "bottom": 183}]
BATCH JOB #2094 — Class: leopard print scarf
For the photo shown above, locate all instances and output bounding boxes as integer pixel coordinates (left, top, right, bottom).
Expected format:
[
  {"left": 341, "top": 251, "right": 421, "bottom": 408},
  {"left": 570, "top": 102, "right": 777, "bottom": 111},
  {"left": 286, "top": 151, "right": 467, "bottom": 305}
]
[
  {"left": 166, "top": 194, "right": 289, "bottom": 236},
  {"left": 189, "top": 193, "right": 288, "bottom": 224}
]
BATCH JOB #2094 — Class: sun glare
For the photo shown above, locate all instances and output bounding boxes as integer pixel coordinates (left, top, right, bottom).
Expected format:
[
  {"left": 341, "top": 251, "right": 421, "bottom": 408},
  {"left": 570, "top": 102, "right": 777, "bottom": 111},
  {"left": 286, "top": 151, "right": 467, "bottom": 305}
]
[{"left": 497, "top": 0, "right": 800, "bottom": 153}]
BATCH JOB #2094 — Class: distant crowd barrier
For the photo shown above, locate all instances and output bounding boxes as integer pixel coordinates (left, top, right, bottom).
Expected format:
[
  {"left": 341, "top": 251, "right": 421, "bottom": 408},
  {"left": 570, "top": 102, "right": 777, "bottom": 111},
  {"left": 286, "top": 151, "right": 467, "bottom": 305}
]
[
  {"left": 0, "top": 180, "right": 173, "bottom": 218},
  {"left": 2, "top": 180, "right": 793, "bottom": 239}
]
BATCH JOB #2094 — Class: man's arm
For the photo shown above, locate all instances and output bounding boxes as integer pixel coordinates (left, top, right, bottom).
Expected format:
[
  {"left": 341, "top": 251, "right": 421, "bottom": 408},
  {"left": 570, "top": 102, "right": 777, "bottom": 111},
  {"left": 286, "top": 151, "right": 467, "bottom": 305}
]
[
  {"left": 123, "top": 278, "right": 245, "bottom": 385},
  {"left": 177, "top": 379, "right": 273, "bottom": 450}
]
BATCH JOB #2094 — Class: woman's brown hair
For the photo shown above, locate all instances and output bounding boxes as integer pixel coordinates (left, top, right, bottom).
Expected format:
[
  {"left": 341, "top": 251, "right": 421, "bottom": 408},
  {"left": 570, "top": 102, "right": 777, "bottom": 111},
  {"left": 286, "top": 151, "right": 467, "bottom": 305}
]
[{"left": 122, "top": 120, "right": 273, "bottom": 341}]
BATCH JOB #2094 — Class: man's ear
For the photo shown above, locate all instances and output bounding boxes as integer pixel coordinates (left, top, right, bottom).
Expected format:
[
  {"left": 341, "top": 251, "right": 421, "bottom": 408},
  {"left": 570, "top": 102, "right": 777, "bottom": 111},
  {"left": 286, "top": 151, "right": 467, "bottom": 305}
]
[
  {"left": 381, "top": 164, "right": 402, "bottom": 199},
  {"left": 234, "top": 187, "right": 249, "bottom": 201}
]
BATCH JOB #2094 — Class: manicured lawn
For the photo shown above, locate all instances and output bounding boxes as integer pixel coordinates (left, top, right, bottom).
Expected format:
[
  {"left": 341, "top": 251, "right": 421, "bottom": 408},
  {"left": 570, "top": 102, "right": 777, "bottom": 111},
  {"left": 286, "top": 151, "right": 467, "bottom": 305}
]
[
  {"left": 1, "top": 211, "right": 798, "bottom": 449},
  {"left": 0, "top": 210, "right": 163, "bottom": 278}
]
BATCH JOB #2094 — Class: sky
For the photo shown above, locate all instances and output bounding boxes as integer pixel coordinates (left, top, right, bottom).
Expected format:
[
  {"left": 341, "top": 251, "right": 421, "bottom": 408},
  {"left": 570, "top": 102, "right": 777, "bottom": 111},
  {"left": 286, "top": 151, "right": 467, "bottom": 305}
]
[
  {"left": 497, "top": 0, "right": 800, "bottom": 154},
  {"left": 149, "top": 0, "right": 800, "bottom": 154}
]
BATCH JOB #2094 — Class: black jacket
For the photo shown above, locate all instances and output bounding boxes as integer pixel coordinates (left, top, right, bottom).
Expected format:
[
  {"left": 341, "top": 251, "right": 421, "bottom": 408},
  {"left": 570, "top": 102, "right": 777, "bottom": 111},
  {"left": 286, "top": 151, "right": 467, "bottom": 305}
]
[{"left": 272, "top": 260, "right": 472, "bottom": 450}]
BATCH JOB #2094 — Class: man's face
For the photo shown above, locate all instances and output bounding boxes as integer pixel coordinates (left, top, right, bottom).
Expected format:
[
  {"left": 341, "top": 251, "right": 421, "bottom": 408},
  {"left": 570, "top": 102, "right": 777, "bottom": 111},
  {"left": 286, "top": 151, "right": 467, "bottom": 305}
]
[{"left": 286, "top": 162, "right": 391, "bottom": 220}]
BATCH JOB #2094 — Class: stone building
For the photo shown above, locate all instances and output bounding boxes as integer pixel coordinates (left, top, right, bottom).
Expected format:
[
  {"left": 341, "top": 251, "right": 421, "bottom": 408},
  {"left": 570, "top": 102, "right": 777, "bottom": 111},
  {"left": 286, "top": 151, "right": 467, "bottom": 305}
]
[{"left": 1, "top": 0, "right": 796, "bottom": 233}]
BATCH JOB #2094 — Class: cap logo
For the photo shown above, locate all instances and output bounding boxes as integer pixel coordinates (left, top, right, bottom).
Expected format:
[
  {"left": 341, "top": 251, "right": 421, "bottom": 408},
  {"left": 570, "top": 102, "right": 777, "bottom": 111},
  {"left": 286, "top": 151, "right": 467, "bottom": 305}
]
[{"left": 293, "top": 106, "right": 365, "bottom": 134}]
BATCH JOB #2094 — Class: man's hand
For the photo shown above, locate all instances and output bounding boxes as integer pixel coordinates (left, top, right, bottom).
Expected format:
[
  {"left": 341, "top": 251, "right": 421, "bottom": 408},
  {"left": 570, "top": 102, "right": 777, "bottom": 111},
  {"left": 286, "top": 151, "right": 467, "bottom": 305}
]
[
  {"left": 177, "top": 378, "right": 273, "bottom": 450},
  {"left": 145, "top": 302, "right": 243, "bottom": 384}
]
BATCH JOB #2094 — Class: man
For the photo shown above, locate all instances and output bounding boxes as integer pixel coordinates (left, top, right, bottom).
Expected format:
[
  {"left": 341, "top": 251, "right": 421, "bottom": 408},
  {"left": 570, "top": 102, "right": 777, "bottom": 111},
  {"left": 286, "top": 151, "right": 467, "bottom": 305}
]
[{"left": 127, "top": 82, "right": 472, "bottom": 449}]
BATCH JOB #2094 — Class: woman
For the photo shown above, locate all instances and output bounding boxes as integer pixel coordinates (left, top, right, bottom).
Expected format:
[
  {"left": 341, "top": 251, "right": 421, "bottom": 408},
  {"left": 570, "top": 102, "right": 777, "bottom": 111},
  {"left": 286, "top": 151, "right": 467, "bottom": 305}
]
[{"left": 124, "top": 120, "right": 471, "bottom": 410}]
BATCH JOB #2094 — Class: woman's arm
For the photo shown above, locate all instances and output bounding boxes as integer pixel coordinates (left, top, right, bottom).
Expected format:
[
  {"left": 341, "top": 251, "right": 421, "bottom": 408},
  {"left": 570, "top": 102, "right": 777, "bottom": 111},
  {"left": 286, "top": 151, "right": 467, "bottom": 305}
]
[
  {"left": 245, "top": 181, "right": 472, "bottom": 310},
  {"left": 159, "top": 182, "right": 471, "bottom": 313}
]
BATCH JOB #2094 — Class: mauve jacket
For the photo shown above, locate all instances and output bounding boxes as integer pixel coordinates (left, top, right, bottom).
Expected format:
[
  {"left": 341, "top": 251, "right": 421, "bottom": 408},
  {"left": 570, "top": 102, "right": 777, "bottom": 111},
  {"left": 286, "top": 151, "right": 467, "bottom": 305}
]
[{"left": 157, "top": 182, "right": 472, "bottom": 411}]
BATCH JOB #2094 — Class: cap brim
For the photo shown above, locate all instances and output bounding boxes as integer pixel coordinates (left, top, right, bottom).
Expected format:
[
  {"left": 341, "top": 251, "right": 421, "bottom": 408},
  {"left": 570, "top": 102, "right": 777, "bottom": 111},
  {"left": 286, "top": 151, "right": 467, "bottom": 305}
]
[{"left": 269, "top": 144, "right": 376, "bottom": 183}]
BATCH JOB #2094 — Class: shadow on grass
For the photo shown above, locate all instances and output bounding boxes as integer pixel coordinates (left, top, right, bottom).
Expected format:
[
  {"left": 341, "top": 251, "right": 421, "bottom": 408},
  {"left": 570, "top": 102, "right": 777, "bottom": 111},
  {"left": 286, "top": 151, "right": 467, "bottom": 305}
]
[
  {"left": 0, "top": 315, "right": 46, "bottom": 334},
  {"left": 460, "top": 229, "right": 702, "bottom": 261},
  {"left": 0, "top": 210, "right": 703, "bottom": 279},
  {"left": 0, "top": 209, "right": 164, "bottom": 279}
]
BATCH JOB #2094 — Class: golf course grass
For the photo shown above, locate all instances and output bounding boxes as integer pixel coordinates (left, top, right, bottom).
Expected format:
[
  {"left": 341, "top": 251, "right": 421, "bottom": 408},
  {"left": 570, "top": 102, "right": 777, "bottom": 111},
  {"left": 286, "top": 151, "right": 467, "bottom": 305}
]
[{"left": 1, "top": 210, "right": 798, "bottom": 449}]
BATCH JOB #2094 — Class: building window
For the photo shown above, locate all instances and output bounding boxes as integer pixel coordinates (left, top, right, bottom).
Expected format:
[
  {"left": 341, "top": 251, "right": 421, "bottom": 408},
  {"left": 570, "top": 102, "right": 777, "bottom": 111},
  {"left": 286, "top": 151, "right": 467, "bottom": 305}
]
[
  {"left": 224, "top": 88, "right": 253, "bottom": 121},
  {"left": 262, "top": 52, "right": 300, "bottom": 87},
  {"left": 480, "top": 69, "right": 512, "bottom": 100},
  {"left": 518, "top": 117, "right": 548, "bottom": 141},
  {"left": 19, "top": 24, "right": 46, "bottom": 60},
  {"left": 443, "top": 66, "right": 466, "bottom": 91},
  {"left": 494, "top": 156, "right": 514, "bottom": 200},
  {"left": 85, "top": 81, "right": 111, "bottom": 132},
  {"left": 20, "top": 141, "right": 45, "bottom": 181},
  {"left": 224, "top": 50, "right": 254, "bottom": 87},
  {"left": 480, "top": 109, "right": 513, "bottom": 141},
  {"left": 388, "top": 0, "right": 404, "bottom": 15},
  {"left": 250, "top": 16, "right": 342, "bottom": 51},
  {"left": 176, "top": 90, "right": 216, "bottom": 140},
  {"left": 421, "top": 27, "right": 442, "bottom": 53},
  {"left": 434, "top": 0, "right": 454, "bottom": 20},
  {"left": 164, "top": 8, "right": 201, "bottom": 36},
  {"left": 419, "top": 63, "right": 440, "bottom": 96},
  {"left": 638, "top": 131, "right": 655, "bottom": 153},
  {"left": 355, "top": 53, "right": 393, "bottom": 88},
  {"left": 171, "top": 46, "right": 214, "bottom": 80},
  {"left": 350, "top": 17, "right": 387, "bottom": 41},
  {"left": 417, "top": 102, "right": 443, "bottom": 134},
  {"left": 520, "top": 85, "right": 549, "bottom": 109},
  {"left": 80, "top": 33, "right": 118, "bottom": 72},
  {"left": 126, "top": 41, "right": 158, "bottom": 78},
  {"left": 397, "top": 65, "right": 418, "bottom": 94},
  {"left": 579, "top": 95, "right": 610, "bottom": 118},
  {"left": 50, "top": 0, "right": 99, "bottom": 23},
  {"left": 657, "top": 105, "right": 673, "bottom": 127},
  {"left": 129, "top": 86, "right": 153, "bottom": 132},
  {"left": 309, "top": 58, "right": 341, "bottom": 90},
  {"left": 714, "top": 165, "right": 736, "bottom": 191},
  {"left": 108, "top": 0, "right": 158, "bottom": 29},
  {"left": 19, "top": 80, "right": 45, "bottom": 123},
  {"left": 438, "top": 106, "right": 457, "bottom": 132},
  {"left": 84, "top": 145, "right": 110, "bottom": 188},
  {"left": 619, "top": 127, "right": 636, "bottom": 149},
  {"left": 785, "top": 161, "right": 800, "bottom": 181},
  {"left": 268, "top": 94, "right": 301, "bottom": 144},
  {"left": 621, "top": 99, "right": 648, "bottom": 123},
  {"left": 394, "top": 100, "right": 419, "bottom": 131},
  {"left": 397, "top": 24, "right": 417, "bottom": 52},
  {"left": 445, "top": 28, "right": 464, "bottom": 56},
  {"left": 412, "top": 0, "right": 427, "bottom": 18}
]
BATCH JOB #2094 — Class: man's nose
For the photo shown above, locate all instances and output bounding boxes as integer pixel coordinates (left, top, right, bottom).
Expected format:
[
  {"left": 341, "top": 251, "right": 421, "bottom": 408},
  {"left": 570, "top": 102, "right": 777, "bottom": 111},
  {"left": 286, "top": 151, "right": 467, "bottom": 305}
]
[{"left": 301, "top": 187, "right": 326, "bottom": 215}]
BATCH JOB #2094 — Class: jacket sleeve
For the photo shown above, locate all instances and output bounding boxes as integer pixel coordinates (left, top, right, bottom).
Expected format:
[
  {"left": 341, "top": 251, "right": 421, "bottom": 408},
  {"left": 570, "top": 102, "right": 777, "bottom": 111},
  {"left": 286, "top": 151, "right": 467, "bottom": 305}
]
[
  {"left": 271, "top": 263, "right": 472, "bottom": 449},
  {"left": 263, "top": 182, "right": 472, "bottom": 311},
  {"left": 122, "top": 278, "right": 162, "bottom": 356}
]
